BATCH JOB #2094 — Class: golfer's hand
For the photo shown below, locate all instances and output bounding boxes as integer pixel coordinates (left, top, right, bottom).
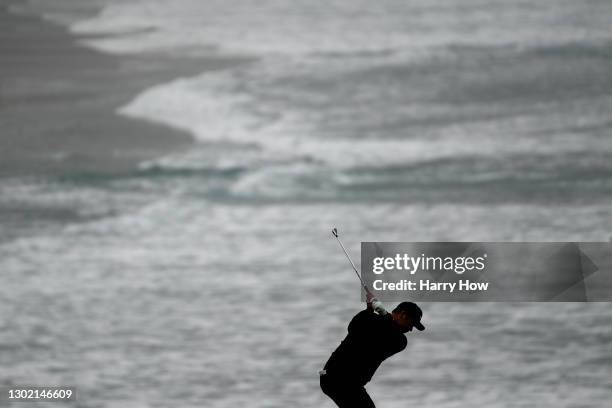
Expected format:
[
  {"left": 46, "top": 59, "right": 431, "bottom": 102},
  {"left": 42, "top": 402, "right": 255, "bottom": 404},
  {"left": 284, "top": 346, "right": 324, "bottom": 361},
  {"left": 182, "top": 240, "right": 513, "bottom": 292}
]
[{"left": 366, "top": 291, "right": 376, "bottom": 304}]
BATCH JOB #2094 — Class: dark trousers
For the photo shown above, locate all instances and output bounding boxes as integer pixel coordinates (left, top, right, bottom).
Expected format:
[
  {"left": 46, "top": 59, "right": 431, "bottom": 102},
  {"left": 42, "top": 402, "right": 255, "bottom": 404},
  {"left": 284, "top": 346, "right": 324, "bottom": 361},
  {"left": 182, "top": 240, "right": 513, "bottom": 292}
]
[{"left": 320, "top": 373, "right": 375, "bottom": 408}]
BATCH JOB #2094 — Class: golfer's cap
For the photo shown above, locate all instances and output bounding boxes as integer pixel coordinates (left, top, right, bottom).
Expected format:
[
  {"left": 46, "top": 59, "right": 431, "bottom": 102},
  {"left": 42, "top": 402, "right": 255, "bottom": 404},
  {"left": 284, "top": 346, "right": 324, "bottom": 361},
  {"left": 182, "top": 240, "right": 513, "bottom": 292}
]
[{"left": 395, "top": 301, "right": 425, "bottom": 331}]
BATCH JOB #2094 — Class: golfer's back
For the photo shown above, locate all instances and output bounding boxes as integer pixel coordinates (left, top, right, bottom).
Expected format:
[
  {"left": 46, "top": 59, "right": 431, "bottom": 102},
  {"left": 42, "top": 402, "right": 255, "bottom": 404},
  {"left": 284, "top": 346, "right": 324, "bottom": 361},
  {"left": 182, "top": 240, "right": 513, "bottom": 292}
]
[{"left": 324, "top": 309, "right": 407, "bottom": 386}]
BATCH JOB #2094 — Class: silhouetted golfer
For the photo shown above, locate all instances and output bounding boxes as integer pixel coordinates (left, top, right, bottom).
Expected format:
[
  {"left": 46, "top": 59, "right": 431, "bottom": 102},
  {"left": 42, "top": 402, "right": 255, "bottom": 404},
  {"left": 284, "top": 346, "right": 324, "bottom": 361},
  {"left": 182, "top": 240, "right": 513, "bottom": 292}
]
[{"left": 320, "top": 292, "right": 424, "bottom": 408}]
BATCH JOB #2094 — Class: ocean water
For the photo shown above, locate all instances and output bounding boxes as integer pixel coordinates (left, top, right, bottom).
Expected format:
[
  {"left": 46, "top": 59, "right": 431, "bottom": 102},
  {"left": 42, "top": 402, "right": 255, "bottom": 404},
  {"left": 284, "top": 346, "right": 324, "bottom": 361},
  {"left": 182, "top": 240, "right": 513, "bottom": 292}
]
[{"left": 2, "top": 0, "right": 612, "bottom": 407}]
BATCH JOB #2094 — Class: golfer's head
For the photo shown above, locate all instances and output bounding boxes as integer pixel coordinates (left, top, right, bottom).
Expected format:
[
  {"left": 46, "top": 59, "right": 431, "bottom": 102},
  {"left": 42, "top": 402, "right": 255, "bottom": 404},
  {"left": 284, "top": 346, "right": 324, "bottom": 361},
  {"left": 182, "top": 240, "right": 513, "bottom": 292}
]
[{"left": 392, "top": 302, "right": 425, "bottom": 332}]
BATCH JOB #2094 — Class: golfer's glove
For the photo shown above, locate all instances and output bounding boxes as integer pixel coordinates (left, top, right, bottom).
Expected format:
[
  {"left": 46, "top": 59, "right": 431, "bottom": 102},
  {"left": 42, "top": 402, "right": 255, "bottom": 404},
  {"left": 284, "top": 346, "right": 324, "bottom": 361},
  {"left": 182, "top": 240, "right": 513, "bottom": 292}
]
[{"left": 370, "top": 299, "right": 388, "bottom": 315}]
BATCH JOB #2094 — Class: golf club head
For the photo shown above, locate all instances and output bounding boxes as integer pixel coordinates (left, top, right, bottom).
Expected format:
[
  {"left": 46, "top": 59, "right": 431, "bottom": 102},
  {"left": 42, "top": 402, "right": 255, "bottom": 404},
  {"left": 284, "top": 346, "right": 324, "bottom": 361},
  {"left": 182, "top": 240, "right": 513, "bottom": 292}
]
[{"left": 332, "top": 228, "right": 338, "bottom": 237}]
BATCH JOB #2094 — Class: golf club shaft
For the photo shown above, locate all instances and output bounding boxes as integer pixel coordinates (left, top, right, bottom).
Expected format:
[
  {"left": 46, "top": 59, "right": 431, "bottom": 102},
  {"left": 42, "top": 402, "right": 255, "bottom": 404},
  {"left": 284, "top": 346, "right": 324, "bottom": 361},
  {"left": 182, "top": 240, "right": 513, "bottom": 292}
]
[{"left": 332, "top": 229, "right": 368, "bottom": 291}]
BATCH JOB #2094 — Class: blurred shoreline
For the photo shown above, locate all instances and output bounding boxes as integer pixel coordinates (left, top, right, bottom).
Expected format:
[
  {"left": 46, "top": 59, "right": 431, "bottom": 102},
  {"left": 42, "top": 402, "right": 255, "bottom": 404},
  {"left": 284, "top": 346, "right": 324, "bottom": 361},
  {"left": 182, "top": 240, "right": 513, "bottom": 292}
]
[
  {"left": 0, "top": 0, "right": 241, "bottom": 178},
  {"left": 0, "top": 0, "right": 252, "bottom": 243}
]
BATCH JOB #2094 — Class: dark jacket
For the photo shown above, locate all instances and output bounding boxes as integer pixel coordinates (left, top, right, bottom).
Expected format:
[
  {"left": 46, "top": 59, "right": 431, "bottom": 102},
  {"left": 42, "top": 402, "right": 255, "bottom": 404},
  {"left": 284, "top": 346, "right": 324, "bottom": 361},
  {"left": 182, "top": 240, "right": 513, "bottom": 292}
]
[{"left": 324, "top": 308, "right": 407, "bottom": 386}]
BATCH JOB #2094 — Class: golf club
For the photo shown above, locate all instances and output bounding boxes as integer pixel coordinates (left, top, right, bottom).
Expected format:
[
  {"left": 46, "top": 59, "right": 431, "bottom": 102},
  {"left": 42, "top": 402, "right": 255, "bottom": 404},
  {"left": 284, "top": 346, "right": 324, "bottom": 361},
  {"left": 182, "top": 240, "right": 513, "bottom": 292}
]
[{"left": 332, "top": 227, "right": 369, "bottom": 293}]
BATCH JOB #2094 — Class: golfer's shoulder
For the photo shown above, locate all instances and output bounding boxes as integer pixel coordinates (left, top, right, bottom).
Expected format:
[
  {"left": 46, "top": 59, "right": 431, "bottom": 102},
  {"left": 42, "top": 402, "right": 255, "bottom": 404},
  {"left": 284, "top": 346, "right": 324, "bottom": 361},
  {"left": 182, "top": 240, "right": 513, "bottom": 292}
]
[
  {"left": 352, "top": 309, "right": 375, "bottom": 322},
  {"left": 356, "top": 309, "right": 393, "bottom": 327},
  {"left": 348, "top": 309, "right": 377, "bottom": 330}
]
